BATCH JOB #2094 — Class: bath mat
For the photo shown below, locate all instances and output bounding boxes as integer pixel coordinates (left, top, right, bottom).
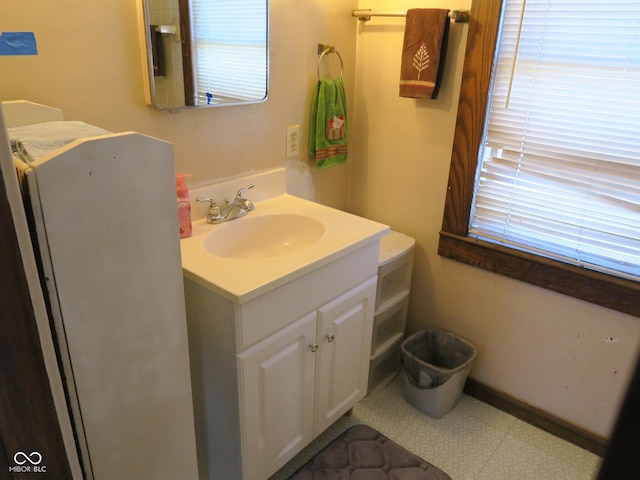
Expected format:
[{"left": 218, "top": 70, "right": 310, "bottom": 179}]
[{"left": 288, "top": 424, "right": 451, "bottom": 480}]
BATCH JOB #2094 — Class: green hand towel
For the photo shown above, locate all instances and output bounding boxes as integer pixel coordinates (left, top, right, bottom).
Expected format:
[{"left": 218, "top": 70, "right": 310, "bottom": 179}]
[{"left": 309, "top": 78, "right": 348, "bottom": 169}]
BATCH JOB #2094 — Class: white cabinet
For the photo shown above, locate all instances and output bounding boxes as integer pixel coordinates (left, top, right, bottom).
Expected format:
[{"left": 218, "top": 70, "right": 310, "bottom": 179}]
[
  {"left": 315, "top": 279, "right": 375, "bottom": 432},
  {"left": 239, "top": 278, "right": 375, "bottom": 480},
  {"left": 184, "top": 241, "right": 380, "bottom": 480},
  {"left": 238, "top": 312, "right": 316, "bottom": 480}
]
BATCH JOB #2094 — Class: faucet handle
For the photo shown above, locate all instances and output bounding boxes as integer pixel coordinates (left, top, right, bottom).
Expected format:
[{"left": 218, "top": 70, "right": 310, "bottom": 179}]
[
  {"left": 235, "top": 183, "right": 255, "bottom": 199},
  {"left": 196, "top": 197, "right": 221, "bottom": 221},
  {"left": 196, "top": 196, "right": 218, "bottom": 207}
]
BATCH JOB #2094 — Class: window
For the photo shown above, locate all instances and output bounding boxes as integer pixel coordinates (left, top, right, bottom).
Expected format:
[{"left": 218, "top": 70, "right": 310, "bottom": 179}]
[
  {"left": 474, "top": 0, "right": 640, "bottom": 280},
  {"left": 190, "top": 0, "right": 268, "bottom": 104},
  {"left": 439, "top": 0, "right": 640, "bottom": 317}
]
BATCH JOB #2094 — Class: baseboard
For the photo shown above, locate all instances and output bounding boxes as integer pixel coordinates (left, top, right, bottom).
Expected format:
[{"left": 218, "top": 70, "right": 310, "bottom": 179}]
[{"left": 463, "top": 378, "right": 608, "bottom": 457}]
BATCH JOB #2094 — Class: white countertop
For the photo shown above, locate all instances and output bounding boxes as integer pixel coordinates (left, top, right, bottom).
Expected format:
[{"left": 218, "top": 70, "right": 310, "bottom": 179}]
[{"left": 180, "top": 193, "right": 389, "bottom": 304}]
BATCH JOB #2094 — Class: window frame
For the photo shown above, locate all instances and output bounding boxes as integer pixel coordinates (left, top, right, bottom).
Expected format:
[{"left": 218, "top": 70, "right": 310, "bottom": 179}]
[{"left": 438, "top": 0, "right": 640, "bottom": 318}]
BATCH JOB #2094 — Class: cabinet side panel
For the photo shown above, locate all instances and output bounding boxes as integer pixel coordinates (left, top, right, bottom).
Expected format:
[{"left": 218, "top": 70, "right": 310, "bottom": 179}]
[
  {"left": 34, "top": 134, "right": 199, "bottom": 479},
  {"left": 184, "top": 277, "right": 241, "bottom": 480}
]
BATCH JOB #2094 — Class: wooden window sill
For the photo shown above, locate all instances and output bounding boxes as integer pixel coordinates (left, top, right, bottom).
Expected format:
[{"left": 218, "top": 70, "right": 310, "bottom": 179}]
[{"left": 438, "top": 231, "right": 640, "bottom": 318}]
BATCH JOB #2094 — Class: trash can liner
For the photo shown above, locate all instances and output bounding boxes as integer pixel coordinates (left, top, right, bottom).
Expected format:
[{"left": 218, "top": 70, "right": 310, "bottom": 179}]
[{"left": 401, "top": 328, "right": 476, "bottom": 388}]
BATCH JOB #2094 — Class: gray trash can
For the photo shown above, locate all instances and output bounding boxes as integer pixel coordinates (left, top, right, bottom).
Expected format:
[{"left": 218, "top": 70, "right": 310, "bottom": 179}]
[{"left": 400, "top": 328, "right": 477, "bottom": 419}]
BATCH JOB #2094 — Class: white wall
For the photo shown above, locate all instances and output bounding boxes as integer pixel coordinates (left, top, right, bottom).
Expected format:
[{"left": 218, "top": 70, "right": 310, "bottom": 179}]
[
  {"left": 349, "top": 0, "right": 640, "bottom": 438},
  {"left": 0, "top": 0, "right": 355, "bottom": 208},
  {"left": 2, "top": 0, "right": 639, "bottom": 440}
]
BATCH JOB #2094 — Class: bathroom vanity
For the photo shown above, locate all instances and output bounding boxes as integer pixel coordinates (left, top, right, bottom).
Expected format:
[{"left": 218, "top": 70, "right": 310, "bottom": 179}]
[{"left": 180, "top": 169, "right": 388, "bottom": 480}]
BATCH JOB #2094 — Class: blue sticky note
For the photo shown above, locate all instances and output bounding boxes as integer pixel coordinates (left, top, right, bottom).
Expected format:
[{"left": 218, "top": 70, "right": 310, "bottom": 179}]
[{"left": 0, "top": 32, "right": 38, "bottom": 56}]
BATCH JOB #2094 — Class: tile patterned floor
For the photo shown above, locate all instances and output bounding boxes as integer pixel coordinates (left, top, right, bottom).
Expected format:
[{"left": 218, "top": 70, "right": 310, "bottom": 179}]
[{"left": 269, "top": 377, "right": 602, "bottom": 480}]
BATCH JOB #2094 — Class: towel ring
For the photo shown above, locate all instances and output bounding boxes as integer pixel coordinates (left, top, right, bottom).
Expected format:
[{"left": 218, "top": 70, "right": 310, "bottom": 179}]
[{"left": 317, "top": 46, "right": 344, "bottom": 80}]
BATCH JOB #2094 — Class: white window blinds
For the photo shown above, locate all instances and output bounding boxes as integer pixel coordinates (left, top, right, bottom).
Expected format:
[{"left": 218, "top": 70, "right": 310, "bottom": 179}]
[
  {"left": 191, "top": 0, "right": 268, "bottom": 104},
  {"left": 470, "top": 0, "right": 640, "bottom": 280}
]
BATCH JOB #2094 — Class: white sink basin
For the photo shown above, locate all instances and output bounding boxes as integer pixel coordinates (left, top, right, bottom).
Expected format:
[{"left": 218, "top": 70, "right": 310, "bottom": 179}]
[
  {"left": 204, "top": 214, "right": 325, "bottom": 259},
  {"left": 181, "top": 192, "right": 388, "bottom": 303}
]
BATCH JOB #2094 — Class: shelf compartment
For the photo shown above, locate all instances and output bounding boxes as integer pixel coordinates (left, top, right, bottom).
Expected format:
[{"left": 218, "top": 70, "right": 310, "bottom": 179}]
[
  {"left": 371, "top": 295, "right": 409, "bottom": 355},
  {"left": 367, "top": 335, "right": 403, "bottom": 396}
]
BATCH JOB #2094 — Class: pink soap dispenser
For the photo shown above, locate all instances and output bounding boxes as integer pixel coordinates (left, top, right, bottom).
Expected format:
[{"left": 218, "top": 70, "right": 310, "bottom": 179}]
[{"left": 176, "top": 173, "right": 192, "bottom": 238}]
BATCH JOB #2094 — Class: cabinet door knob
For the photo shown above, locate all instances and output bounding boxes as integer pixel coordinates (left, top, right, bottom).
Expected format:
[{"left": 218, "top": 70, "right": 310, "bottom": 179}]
[
  {"left": 325, "top": 333, "right": 335, "bottom": 343},
  {"left": 309, "top": 343, "right": 319, "bottom": 353}
]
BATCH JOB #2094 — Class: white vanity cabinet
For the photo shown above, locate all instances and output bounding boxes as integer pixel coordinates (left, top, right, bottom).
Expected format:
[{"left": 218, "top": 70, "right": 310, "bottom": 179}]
[
  {"left": 239, "top": 277, "right": 376, "bottom": 480},
  {"left": 184, "top": 240, "right": 381, "bottom": 480}
]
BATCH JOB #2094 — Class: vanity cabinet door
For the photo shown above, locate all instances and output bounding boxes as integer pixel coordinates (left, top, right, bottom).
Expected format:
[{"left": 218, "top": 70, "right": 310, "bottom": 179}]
[
  {"left": 238, "top": 311, "right": 317, "bottom": 480},
  {"left": 315, "top": 277, "right": 377, "bottom": 433}
]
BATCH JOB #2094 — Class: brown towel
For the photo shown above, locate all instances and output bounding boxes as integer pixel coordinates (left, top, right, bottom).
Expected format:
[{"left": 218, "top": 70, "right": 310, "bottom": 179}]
[{"left": 399, "top": 9, "right": 450, "bottom": 99}]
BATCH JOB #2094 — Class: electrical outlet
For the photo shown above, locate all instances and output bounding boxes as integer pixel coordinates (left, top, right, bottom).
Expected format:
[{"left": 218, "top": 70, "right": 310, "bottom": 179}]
[{"left": 286, "top": 125, "right": 300, "bottom": 158}]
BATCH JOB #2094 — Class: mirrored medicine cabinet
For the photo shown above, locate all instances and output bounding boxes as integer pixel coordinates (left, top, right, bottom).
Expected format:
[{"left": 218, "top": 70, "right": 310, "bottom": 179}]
[{"left": 142, "top": 0, "right": 269, "bottom": 111}]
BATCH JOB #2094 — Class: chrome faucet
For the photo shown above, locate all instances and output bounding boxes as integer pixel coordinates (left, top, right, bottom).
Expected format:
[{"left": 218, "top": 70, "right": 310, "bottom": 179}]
[{"left": 196, "top": 184, "right": 255, "bottom": 224}]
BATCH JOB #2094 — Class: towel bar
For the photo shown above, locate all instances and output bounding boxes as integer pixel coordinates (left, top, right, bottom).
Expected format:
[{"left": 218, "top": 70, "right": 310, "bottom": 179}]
[
  {"left": 352, "top": 9, "right": 470, "bottom": 23},
  {"left": 317, "top": 43, "right": 343, "bottom": 80}
]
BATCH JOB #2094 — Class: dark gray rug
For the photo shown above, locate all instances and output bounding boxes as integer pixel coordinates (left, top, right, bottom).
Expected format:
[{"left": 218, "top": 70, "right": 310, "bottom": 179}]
[{"left": 288, "top": 424, "right": 451, "bottom": 480}]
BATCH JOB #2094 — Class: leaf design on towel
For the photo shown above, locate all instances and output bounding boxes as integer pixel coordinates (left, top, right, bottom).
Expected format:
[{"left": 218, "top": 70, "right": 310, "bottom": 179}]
[{"left": 413, "top": 42, "right": 430, "bottom": 80}]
